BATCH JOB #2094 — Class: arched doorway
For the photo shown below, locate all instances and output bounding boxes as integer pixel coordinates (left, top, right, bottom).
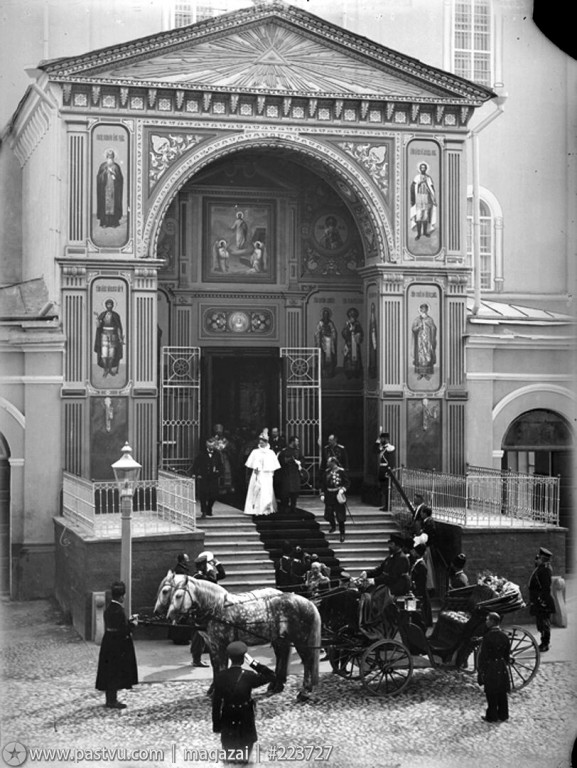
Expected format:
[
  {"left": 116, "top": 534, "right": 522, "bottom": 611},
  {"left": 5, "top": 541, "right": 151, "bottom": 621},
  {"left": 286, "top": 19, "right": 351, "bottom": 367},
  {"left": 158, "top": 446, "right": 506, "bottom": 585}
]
[
  {"left": 502, "top": 408, "right": 573, "bottom": 562},
  {"left": 156, "top": 146, "right": 371, "bottom": 480}
]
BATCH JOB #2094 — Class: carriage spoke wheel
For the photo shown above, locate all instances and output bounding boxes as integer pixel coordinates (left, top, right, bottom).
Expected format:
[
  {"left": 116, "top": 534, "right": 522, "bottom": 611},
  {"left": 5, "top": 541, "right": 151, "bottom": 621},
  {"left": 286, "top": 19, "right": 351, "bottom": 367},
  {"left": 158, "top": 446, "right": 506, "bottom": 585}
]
[
  {"left": 505, "top": 624, "right": 540, "bottom": 691},
  {"left": 360, "top": 639, "right": 413, "bottom": 696}
]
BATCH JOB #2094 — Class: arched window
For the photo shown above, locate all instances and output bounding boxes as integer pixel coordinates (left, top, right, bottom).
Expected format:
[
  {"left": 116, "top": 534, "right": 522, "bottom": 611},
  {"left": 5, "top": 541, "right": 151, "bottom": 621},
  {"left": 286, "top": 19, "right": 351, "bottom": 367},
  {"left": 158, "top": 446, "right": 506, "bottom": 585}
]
[
  {"left": 452, "top": 0, "right": 494, "bottom": 88},
  {"left": 466, "top": 186, "right": 503, "bottom": 292}
]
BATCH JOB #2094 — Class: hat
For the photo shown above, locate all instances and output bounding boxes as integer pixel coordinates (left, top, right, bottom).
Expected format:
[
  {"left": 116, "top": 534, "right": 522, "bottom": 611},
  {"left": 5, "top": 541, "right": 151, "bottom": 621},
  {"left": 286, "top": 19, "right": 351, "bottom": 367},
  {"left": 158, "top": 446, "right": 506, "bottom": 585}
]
[
  {"left": 195, "top": 550, "right": 214, "bottom": 564},
  {"left": 387, "top": 533, "right": 405, "bottom": 548},
  {"left": 487, "top": 612, "right": 501, "bottom": 624},
  {"left": 380, "top": 432, "right": 390, "bottom": 440},
  {"left": 258, "top": 427, "right": 269, "bottom": 442},
  {"left": 226, "top": 641, "right": 247, "bottom": 658},
  {"left": 539, "top": 547, "right": 553, "bottom": 559},
  {"left": 413, "top": 543, "right": 427, "bottom": 557},
  {"left": 453, "top": 553, "right": 467, "bottom": 567}
]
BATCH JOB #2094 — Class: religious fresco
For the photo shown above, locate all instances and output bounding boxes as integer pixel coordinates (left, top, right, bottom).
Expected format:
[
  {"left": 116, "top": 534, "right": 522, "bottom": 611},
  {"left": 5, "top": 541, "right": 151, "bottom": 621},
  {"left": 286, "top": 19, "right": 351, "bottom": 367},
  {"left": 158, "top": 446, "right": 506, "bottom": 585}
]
[
  {"left": 91, "top": 277, "right": 128, "bottom": 389},
  {"left": 407, "top": 283, "right": 441, "bottom": 393},
  {"left": 91, "top": 124, "right": 129, "bottom": 248},
  {"left": 308, "top": 295, "right": 364, "bottom": 391},
  {"left": 203, "top": 200, "right": 274, "bottom": 283},
  {"left": 407, "top": 398, "right": 442, "bottom": 471},
  {"left": 90, "top": 396, "right": 129, "bottom": 481},
  {"left": 157, "top": 200, "right": 179, "bottom": 278},
  {"left": 367, "top": 299, "right": 379, "bottom": 381},
  {"left": 407, "top": 139, "right": 441, "bottom": 257}
]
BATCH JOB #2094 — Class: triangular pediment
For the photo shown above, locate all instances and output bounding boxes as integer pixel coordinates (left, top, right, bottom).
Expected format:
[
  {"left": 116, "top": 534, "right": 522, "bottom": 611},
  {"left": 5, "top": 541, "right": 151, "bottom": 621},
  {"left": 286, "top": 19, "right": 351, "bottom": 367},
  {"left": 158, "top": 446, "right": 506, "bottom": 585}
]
[{"left": 41, "top": 3, "right": 493, "bottom": 104}]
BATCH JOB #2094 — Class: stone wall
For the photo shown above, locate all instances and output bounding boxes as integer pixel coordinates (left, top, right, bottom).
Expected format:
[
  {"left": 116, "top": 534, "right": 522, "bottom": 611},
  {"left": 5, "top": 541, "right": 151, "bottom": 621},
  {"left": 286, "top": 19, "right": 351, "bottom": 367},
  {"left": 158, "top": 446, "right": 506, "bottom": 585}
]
[{"left": 53, "top": 517, "right": 204, "bottom": 639}]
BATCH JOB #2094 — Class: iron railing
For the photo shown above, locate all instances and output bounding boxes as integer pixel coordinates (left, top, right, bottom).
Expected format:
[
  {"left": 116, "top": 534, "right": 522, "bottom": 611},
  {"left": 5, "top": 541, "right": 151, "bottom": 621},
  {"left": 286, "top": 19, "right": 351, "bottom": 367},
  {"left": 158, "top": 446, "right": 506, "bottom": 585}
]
[
  {"left": 62, "top": 470, "right": 196, "bottom": 537},
  {"left": 391, "top": 466, "right": 560, "bottom": 528}
]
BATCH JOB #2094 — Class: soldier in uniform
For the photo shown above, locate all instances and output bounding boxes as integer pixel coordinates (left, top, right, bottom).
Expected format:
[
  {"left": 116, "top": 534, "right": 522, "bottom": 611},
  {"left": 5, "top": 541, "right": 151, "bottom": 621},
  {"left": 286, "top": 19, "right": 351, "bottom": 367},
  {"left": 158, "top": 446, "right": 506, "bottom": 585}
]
[
  {"left": 320, "top": 433, "right": 349, "bottom": 473},
  {"left": 373, "top": 431, "right": 396, "bottom": 511},
  {"left": 528, "top": 546, "right": 555, "bottom": 652},
  {"left": 212, "top": 641, "right": 276, "bottom": 765},
  {"left": 277, "top": 436, "right": 303, "bottom": 514},
  {"left": 477, "top": 611, "right": 511, "bottom": 722},
  {"left": 320, "top": 456, "right": 350, "bottom": 542}
]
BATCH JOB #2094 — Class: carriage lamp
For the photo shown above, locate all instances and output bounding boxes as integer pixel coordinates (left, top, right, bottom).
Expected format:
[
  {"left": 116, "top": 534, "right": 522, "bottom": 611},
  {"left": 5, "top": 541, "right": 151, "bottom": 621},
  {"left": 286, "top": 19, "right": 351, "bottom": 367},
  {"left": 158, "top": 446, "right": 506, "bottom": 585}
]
[{"left": 112, "top": 442, "right": 142, "bottom": 616}]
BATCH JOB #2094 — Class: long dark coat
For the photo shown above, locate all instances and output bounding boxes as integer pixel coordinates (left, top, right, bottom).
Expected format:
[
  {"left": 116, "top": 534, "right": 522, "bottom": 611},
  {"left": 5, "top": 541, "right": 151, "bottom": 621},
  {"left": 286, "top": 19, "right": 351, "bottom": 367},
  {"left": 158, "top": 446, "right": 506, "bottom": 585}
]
[
  {"left": 212, "top": 663, "right": 276, "bottom": 752},
  {"left": 192, "top": 449, "right": 223, "bottom": 499},
  {"left": 477, "top": 626, "right": 511, "bottom": 694},
  {"left": 95, "top": 601, "right": 138, "bottom": 692},
  {"left": 277, "top": 446, "right": 303, "bottom": 496},
  {"left": 367, "top": 551, "right": 411, "bottom": 596},
  {"left": 410, "top": 557, "right": 432, "bottom": 627},
  {"left": 528, "top": 562, "right": 555, "bottom": 617}
]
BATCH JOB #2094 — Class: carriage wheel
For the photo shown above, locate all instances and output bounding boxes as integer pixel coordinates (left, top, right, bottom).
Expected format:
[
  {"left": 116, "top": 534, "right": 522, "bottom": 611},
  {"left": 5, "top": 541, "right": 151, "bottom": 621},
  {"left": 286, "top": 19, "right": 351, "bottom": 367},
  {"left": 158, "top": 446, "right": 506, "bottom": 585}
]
[
  {"left": 360, "top": 639, "right": 414, "bottom": 696},
  {"left": 327, "top": 646, "right": 360, "bottom": 679},
  {"left": 505, "top": 624, "right": 540, "bottom": 691}
]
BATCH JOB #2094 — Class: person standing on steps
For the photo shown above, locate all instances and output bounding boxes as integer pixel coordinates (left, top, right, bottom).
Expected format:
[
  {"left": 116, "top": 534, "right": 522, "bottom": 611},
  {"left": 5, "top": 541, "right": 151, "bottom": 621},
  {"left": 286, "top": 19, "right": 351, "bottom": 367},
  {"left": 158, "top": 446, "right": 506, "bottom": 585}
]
[
  {"left": 277, "top": 435, "right": 303, "bottom": 515},
  {"left": 320, "top": 433, "right": 349, "bottom": 473},
  {"left": 192, "top": 438, "right": 223, "bottom": 518},
  {"left": 528, "top": 546, "right": 555, "bottom": 652},
  {"left": 320, "top": 456, "right": 350, "bottom": 543},
  {"left": 243, "top": 429, "right": 281, "bottom": 516},
  {"left": 374, "top": 429, "right": 396, "bottom": 511}
]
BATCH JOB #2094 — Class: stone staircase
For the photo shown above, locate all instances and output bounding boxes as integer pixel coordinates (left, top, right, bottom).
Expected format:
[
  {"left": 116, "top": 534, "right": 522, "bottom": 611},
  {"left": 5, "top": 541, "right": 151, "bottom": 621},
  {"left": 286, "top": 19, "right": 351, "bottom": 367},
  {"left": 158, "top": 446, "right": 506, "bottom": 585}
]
[
  {"left": 196, "top": 501, "right": 276, "bottom": 592},
  {"left": 297, "top": 496, "right": 400, "bottom": 578},
  {"left": 196, "top": 496, "right": 402, "bottom": 592}
]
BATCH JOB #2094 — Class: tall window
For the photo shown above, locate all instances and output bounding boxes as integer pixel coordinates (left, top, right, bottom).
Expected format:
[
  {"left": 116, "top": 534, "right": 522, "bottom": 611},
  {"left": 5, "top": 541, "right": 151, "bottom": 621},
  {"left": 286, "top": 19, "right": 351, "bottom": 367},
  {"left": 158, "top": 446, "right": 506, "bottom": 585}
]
[
  {"left": 466, "top": 197, "right": 494, "bottom": 290},
  {"left": 172, "top": 1, "right": 230, "bottom": 28},
  {"left": 453, "top": 0, "right": 493, "bottom": 87}
]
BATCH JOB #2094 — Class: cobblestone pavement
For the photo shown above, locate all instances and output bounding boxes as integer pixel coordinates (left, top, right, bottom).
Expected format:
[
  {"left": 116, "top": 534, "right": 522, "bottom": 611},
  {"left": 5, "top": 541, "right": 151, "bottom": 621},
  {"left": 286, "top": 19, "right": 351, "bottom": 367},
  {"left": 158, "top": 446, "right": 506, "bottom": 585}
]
[{"left": 1, "top": 599, "right": 576, "bottom": 768}]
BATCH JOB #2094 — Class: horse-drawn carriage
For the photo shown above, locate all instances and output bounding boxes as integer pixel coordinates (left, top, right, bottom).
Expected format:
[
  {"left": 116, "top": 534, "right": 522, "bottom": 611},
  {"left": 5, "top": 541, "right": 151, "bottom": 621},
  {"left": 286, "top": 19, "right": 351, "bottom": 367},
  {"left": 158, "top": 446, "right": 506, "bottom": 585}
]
[
  {"left": 150, "top": 565, "right": 539, "bottom": 701},
  {"left": 315, "top": 576, "right": 540, "bottom": 697}
]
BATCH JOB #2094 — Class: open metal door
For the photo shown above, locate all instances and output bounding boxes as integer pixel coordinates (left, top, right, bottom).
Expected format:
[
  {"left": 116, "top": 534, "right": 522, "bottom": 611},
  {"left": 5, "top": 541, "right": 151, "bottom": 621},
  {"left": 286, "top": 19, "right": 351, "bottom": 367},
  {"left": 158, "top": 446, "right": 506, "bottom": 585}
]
[
  {"left": 280, "top": 348, "right": 322, "bottom": 493},
  {"left": 160, "top": 347, "right": 200, "bottom": 475}
]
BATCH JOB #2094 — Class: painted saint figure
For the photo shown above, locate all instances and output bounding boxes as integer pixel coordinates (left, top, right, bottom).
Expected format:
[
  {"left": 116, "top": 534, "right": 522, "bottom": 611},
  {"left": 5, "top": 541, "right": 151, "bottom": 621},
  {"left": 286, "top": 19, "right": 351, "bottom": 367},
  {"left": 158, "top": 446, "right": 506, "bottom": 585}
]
[
  {"left": 314, "top": 307, "right": 338, "bottom": 378},
  {"left": 96, "top": 149, "right": 124, "bottom": 228},
  {"left": 231, "top": 210, "right": 249, "bottom": 251},
  {"left": 368, "top": 302, "right": 378, "bottom": 379},
  {"left": 410, "top": 162, "right": 437, "bottom": 240},
  {"left": 342, "top": 307, "right": 363, "bottom": 379},
  {"left": 249, "top": 241, "right": 264, "bottom": 273},
  {"left": 216, "top": 239, "right": 230, "bottom": 272},
  {"left": 412, "top": 303, "right": 437, "bottom": 380},
  {"left": 323, "top": 215, "right": 343, "bottom": 250},
  {"left": 94, "top": 299, "right": 124, "bottom": 378}
]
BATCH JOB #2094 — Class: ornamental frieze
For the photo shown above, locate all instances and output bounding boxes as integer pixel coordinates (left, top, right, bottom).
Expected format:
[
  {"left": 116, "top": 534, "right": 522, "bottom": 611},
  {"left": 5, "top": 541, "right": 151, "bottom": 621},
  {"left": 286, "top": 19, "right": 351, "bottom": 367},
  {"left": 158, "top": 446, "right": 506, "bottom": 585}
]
[
  {"left": 202, "top": 307, "right": 275, "bottom": 337},
  {"left": 148, "top": 132, "right": 206, "bottom": 193}
]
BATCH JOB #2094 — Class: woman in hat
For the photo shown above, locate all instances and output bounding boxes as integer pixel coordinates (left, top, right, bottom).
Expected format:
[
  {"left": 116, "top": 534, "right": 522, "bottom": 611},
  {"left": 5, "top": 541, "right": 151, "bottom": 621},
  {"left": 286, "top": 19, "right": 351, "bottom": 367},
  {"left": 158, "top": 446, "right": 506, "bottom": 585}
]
[
  {"left": 95, "top": 581, "right": 138, "bottom": 709},
  {"left": 243, "top": 428, "right": 281, "bottom": 516},
  {"left": 449, "top": 553, "right": 469, "bottom": 590},
  {"left": 477, "top": 612, "right": 511, "bottom": 722},
  {"left": 212, "top": 641, "right": 276, "bottom": 764},
  {"left": 528, "top": 547, "right": 555, "bottom": 652}
]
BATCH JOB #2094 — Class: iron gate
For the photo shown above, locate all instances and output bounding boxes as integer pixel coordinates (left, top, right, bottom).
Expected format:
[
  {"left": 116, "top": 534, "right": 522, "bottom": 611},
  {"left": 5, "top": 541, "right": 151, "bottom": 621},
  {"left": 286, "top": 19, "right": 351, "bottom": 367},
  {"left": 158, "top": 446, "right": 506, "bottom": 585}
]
[
  {"left": 280, "top": 348, "right": 322, "bottom": 492},
  {"left": 160, "top": 347, "right": 200, "bottom": 476}
]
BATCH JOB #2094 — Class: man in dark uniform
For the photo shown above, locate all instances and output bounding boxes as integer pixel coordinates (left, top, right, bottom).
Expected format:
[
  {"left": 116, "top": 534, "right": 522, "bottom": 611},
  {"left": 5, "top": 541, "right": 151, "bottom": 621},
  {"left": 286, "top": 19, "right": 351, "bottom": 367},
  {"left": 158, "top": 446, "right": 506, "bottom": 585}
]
[
  {"left": 95, "top": 581, "right": 138, "bottom": 709},
  {"left": 320, "top": 456, "right": 350, "bottom": 542},
  {"left": 320, "top": 433, "right": 349, "bottom": 473},
  {"left": 212, "top": 640, "right": 276, "bottom": 765},
  {"left": 411, "top": 492, "right": 427, "bottom": 532},
  {"left": 373, "top": 431, "right": 396, "bottom": 511},
  {"left": 361, "top": 533, "right": 410, "bottom": 596},
  {"left": 190, "top": 551, "right": 226, "bottom": 667},
  {"left": 477, "top": 611, "right": 511, "bottom": 722},
  {"left": 528, "top": 546, "right": 555, "bottom": 652},
  {"left": 277, "top": 436, "right": 303, "bottom": 514},
  {"left": 192, "top": 438, "right": 223, "bottom": 518}
]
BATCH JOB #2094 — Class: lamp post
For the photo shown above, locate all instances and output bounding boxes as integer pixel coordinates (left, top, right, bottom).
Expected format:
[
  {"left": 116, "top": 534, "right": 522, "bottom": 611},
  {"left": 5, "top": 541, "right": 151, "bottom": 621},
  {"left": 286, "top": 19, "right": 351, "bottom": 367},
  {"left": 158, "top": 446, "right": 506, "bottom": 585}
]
[{"left": 111, "top": 442, "right": 141, "bottom": 616}]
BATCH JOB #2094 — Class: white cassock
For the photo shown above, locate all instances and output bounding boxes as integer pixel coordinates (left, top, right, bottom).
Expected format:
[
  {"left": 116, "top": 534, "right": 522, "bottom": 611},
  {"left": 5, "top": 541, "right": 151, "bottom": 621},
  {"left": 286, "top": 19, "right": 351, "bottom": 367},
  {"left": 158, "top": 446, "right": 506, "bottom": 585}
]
[{"left": 243, "top": 446, "right": 281, "bottom": 516}]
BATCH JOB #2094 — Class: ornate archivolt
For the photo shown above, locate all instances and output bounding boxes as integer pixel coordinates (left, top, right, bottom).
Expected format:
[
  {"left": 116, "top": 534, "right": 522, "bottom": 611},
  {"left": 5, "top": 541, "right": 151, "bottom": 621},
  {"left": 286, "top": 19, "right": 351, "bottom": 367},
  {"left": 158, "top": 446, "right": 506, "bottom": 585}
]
[{"left": 140, "top": 129, "right": 395, "bottom": 265}]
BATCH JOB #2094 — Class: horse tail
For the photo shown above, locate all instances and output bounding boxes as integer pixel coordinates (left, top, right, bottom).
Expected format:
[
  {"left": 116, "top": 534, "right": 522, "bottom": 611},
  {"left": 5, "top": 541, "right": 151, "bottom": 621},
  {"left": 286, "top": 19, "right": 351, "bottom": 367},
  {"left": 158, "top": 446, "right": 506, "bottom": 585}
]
[{"left": 307, "top": 602, "right": 322, "bottom": 687}]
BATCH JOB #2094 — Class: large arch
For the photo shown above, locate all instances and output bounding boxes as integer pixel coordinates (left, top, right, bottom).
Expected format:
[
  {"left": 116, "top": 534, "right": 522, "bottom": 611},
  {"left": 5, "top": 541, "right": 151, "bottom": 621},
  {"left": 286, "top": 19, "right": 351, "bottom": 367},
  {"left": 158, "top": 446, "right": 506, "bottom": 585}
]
[
  {"left": 492, "top": 384, "right": 576, "bottom": 459},
  {"left": 141, "top": 131, "right": 395, "bottom": 264}
]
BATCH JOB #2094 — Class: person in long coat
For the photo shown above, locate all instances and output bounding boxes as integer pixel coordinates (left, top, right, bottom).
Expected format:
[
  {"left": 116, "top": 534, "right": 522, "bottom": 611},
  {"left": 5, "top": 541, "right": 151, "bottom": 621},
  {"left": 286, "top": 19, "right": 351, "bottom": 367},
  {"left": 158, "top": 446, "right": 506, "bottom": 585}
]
[
  {"left": 243, "top": 429, "right": 280, "bottom": 516},
  {"left": 277, "top": 436, "right": 303, "bottom": 514},
  {"left": 477, "top": 611, "right": 511, "bottom": 722},
  {"left": 212, "top": 641, "right": 276, "bottom": 764},
  {"left": 192, "top": 439, "right": 223, "bottom": 518},
  {"left": 528, "top": 546, "right": 556, "bottom": 652},
  {"left": 410, "top": 543, "right": 432, "bottom": 628},
  {"left": 95, "top": 581, "right": 138, "bottom": 709}
]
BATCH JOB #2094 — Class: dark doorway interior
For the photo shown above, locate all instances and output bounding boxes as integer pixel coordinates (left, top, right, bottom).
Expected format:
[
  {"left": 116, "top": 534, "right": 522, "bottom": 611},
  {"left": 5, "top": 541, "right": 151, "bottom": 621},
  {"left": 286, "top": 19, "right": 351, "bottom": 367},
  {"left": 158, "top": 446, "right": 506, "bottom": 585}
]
[{"left": 203, "top": 349, "right": 280, "bottom": 441}]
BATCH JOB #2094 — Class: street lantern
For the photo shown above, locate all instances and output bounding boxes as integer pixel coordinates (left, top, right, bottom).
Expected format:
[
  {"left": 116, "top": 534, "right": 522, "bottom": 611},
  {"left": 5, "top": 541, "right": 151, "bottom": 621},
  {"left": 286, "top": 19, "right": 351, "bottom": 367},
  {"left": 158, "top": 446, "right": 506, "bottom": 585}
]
[{"left": 111, "top": 442, "right": 141, "bottom": 616}]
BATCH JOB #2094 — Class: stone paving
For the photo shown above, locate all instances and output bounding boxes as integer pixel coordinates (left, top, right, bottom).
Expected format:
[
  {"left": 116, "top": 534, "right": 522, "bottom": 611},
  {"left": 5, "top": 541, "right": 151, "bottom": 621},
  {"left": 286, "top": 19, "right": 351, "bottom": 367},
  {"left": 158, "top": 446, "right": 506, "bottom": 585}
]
[{"left": 1, "top": 598, "right": 576, "bottom": 768}]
